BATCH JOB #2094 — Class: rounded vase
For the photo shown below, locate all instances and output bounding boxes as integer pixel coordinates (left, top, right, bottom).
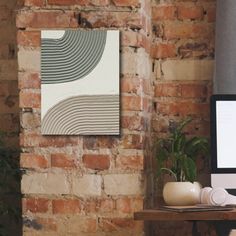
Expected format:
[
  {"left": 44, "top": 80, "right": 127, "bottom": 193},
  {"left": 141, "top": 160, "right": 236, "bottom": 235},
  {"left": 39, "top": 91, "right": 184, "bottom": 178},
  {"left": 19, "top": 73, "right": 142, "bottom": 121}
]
[{"left": 163, "top": 182, "right": 202, "bottom": 206}]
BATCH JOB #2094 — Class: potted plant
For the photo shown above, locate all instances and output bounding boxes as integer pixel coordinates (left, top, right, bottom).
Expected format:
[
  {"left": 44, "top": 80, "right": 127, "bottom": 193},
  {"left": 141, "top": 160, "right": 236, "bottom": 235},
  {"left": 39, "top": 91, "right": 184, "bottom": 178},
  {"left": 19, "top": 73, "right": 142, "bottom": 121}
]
[{"left": 155, "top": 117, "right": 209, "bottom": 206}]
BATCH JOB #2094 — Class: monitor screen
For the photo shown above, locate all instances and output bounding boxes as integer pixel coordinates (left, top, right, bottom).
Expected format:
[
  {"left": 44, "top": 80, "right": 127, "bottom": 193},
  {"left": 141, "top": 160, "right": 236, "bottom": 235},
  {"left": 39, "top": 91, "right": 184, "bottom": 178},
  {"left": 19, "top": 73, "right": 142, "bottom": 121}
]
[{"left": 211, "top": 94, "right": 236, "bottom": 173}]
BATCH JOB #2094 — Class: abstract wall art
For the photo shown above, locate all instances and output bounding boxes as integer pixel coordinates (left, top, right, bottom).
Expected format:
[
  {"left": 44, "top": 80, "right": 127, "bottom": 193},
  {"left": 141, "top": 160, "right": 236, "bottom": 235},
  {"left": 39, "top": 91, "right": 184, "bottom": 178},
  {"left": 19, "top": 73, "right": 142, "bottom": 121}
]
[{"left": 41, "top": 30, "right": 120, "bottom": 135}]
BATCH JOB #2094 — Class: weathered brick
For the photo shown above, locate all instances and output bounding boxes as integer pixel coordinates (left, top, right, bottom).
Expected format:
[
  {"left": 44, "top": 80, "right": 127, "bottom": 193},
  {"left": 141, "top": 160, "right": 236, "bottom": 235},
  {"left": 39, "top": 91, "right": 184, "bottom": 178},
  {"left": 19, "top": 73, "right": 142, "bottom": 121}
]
[
  {"left": 157, "top": 101, "right": 210, "bottom": 117},
  {"left": 16, "top": 11, "right": 78, "bottom": 28},
  {"left": 152, "top": 5, "right": 176, "bottom": 21},
  {"left": 180, "top": 83, "right": 207, "bottom": 98},
  {"left": 51, "top": 153, "right": 76, "bottom": 169},
  {"left": 47, "top": 0, "right": 89, "bottom": 5},
  {"left": 104, "top": 174, "right": 143, "bottom": 195},
  {"left": 18, "top": 72, "right": 40, "bottom": 89},
  {"left": 20, "top": 153, "right": 48, "bottom": 168},
  {"left": 116, "top": 154, "right": 144, "bottom": 170},
  {"left": 83, "top": 136, "right": 118, "bottom": 150},
  {"left": 80, "top": 11, "right": 141, "bottom": 28},
  {"left": 154, "top": 83, "right": 180, "bottom": 97},
  {"left": 85, "top": 198, "right": 115, "bottom": 213},
  {"left": 23, "top": 197, "right": 49, "bottom": 213},
  {"left": 19, "top": 91, "right": 40, "bottom": 108},
  {"left": 177, "top": 5, "right": 203, "bottom": 20},
  {"left": 21, "top": 112, "right": 40, "bottom": 129},
  {"left": 112, "top": 0, "right": 140, "bottom": 7},
  {"left": 82, "top": 154, "right": 110, "bottom": 170},
  {"left": 121, "top": 31, "right": 143, "bottom": 48},
  {"left": 0, "top": 6, "right": 11, "bottom": 21},
  {"left": 35, "top": 217, "right": 57, "bottom": 231},
  {"left": 21, "top": 172, "right": 70, "bottom": 194},
  {"left": 17, "top": 31, "right": 40, "bottom": 47},
  {"left": 18, "top": 49, "right": 40, "bottom": 71},
  {"left": 121, "top": 96, "right": 142, "bottom": 111},
  {"left": 0, "top": 96, "right": 19, "bottom": 114},
  {"left": 52, "top": 199, "right": 81, "bottom": 214},
  {"left": 121, "top": 134, "right": 144, "bottom": 149},
  {"left": 161, "top": 59, "right": 214, "bottom": 81},
  {"left": 207, "top": 7, "right": 216, "bottom": 22},
  {"left": 121, "top": 78, "right": 141, "bottom": 94},
  {"left": 152, "top": 43, "right": 176, "bottom": 59},
  {"left": 24, "top": 0, "right": 45, "bottom": 7},
  {"left": 72, "top": 174, "right": 102, "bottom": 197},
  {"left": 164, "top": 22, "right": 213, "bottom": 40},
  {"left": 20, "top": 133, "right": 80, "bottom": 148},
  {"left": 121, "top": 115, "right": 145, "bottom": 131}
]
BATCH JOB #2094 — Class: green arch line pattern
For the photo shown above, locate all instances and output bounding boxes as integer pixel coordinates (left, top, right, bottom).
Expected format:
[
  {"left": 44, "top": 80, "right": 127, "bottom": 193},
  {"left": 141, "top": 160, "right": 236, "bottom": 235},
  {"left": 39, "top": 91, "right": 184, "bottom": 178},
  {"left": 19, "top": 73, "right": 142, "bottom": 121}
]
[{"left": 41, "top": 30, "right": 107, "bottom": 84}]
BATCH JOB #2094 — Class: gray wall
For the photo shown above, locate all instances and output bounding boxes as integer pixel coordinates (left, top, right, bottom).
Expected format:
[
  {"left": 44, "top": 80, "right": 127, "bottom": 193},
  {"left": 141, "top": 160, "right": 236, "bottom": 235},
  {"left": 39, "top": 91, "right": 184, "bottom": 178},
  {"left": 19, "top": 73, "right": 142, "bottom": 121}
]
[{"left": 214, "top": 0, "right": 236, "bottom": 94}]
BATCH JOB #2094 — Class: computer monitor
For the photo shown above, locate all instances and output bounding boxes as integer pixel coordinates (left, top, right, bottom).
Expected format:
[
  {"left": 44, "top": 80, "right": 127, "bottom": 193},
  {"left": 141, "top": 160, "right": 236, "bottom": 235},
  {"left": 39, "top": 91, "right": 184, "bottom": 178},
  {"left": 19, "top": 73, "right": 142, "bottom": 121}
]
[{"left": 211, "top": 94, "right": 236, "bottom": 193}]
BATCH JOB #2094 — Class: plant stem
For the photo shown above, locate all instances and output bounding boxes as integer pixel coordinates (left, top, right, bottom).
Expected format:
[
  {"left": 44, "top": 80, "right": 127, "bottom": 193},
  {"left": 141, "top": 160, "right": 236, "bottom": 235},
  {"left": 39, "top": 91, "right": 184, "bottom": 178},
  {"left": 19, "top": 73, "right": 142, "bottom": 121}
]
[{"left": 160, "top": 168, "right": 177, "bottom": 181}]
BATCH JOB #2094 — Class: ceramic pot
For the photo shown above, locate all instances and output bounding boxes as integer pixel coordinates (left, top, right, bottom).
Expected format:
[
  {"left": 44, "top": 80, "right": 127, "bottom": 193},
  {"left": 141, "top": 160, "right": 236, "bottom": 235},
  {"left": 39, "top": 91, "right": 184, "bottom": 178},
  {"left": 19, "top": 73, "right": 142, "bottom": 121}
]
[{"left": 163, "top": 182, "right": 202, "bottom": 206}]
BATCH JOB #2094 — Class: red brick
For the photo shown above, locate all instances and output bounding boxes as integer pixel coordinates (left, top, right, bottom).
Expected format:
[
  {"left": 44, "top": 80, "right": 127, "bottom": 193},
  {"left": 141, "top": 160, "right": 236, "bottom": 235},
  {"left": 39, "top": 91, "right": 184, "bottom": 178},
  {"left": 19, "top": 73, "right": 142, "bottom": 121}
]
[
  {"left": 86, "top": 198, "right": 114, "bottom": 213},
  {"left": 24, "top": 0, "right": 45, "bottom": 6},
  {"left": 157, "top": 101, "right": 209, "bottom": 117},
  {"left": 24, "top": 198, "right": 49, "bottom": 213},
  {"left": 20, "top": 133, "right": 80, "bottom": 148},
  {"left": 80, "top": 11, "right": 141, "bottom": 28},
  {"left": 121, "top": 134, "right": 144, "bottom": 149},
  {"left": 82, "top": 218, "right": 97, "bottom": 233},
  {"left": 16, "top": 11, "right": 77, "bottom": 28},
  {"left": 164, "top": 23, "right": 213, "bottom": 39},
  {"left": 48, "top": 0, "right": 89, "bottom": 5},
  {"left": 121, "top": 78, "right": 141, "bottom": 94},
  {"left": 152, "top": 5, "right": 176, "bottom": 21},
  {"left": 51, "top": 153, "right": 76, "bottom": 169},
  {"left": 83, "top": 136, "right": 118, "bottom": 149},
  {"left": 116, "top": 198, "right": 132, "bottom": 213},
  {"left": 112, "top": 0, "right": 140, "bottom": 7},
  {"left": 207, "top": 7, "right": 216, "bottom": 22},
  {"left": 18, "top": 72, "right": 40, "bottom": 89},
  {"left": 82, "top": 154, "right": 110, "bottom": 170},
  {"left": 36, "top": 217, "right": 57, "bottom": 231},
  {"left": 90, "top": 0, "right": 110, "bottom": 6},
  {"left": 121, "top": 96, "right": 142, "bottom": 111},
  {"left": 17, "top": 31, "right": 40, "bottom": 47},
  {"left": 52, "top": 199, "right": 81, "bottom": 214},
  {"left": 121, "top": 115, "right": 145, "bottom": 131},
  {"left": 177, "top": 6, "right": 203, "bottom": 20},
  {"left": 19, "top": 91, "right": 40, "bottom": 108},
  {"left": 180, "top": 83, "right": 207, "bottom": 98},
  {"left": 116, "top": 155, "right": 144, "bottom": 170},
  {"left": 154, "top": 83, "right": 180, "bottom": 97},
  {"left": 121, "top": 31, "right": 143, "bottom": 48},
  {"left": 152, "top": 43, "right": 176, "bottom": 59},
  {"left": 20, "top": 153, "right": 48, "bottom": 168}
]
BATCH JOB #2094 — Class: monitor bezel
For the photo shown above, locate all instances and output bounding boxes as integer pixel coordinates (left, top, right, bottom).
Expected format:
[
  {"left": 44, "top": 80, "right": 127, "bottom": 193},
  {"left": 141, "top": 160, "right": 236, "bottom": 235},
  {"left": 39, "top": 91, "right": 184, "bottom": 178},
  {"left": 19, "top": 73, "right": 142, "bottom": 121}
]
[{"left": 211, "top": 94, "right": 236, "bottom": 173}]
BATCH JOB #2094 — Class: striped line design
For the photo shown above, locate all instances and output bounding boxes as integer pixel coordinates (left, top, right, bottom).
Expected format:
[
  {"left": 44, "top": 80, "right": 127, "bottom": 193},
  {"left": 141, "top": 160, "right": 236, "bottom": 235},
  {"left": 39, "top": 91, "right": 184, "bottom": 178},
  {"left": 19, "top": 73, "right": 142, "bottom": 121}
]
[
  {"left": 41, "top": 30, "right": 107, "bottom": 84},
  {"left": 41, "top": 95, "right": 119, "bottom": 135}
]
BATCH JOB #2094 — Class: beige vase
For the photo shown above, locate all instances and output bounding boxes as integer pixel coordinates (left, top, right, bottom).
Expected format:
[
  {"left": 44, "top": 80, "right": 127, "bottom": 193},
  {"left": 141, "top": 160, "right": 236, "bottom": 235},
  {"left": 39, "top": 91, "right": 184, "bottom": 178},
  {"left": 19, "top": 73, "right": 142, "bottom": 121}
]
[{"left": 163, "top": 182, "right": 202, "bottom": 206}]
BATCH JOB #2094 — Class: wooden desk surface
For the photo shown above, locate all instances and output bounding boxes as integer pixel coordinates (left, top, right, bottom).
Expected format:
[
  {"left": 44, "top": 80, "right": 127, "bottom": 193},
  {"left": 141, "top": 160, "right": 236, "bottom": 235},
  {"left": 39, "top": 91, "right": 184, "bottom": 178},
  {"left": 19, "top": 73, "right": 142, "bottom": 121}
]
[{"left": 134, "top": 209, "right": 236, "bottom": 221}]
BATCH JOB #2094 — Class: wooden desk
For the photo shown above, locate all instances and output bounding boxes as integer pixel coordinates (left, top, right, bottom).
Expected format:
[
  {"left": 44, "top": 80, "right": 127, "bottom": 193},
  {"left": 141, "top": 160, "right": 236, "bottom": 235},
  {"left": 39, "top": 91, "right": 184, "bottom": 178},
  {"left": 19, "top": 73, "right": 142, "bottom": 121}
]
[{"left": 134, "top": 209, "right": 236, "bottom": 236}]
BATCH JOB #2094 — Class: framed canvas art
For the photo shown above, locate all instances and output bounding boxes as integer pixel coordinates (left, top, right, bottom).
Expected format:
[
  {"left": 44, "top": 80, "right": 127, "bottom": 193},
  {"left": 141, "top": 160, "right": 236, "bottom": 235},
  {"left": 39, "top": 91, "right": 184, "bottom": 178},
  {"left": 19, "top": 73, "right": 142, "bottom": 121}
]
[{"left": 41, "top": 30, "right": 120, "bottom": 135}]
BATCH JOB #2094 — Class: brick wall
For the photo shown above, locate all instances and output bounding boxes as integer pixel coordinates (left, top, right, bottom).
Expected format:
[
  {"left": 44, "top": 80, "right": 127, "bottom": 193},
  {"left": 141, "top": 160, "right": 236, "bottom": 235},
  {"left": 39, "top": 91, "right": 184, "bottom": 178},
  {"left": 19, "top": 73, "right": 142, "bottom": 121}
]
[
  {"left": 0, "top": 0, "right": 19, "bottom": 146},
  {"left": 17, "top": 0, "right": 152, "bottom": 235},
  {"left": 151, "top": 0, "right": 216, "bottom": 235}
]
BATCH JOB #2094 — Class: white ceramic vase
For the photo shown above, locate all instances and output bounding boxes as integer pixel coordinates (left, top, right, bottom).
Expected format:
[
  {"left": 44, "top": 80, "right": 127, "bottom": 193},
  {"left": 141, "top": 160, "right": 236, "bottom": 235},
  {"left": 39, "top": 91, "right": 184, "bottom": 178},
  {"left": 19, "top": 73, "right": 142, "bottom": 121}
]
[{"left": 163, "top": 182, "right": 202, "bottom": 206}]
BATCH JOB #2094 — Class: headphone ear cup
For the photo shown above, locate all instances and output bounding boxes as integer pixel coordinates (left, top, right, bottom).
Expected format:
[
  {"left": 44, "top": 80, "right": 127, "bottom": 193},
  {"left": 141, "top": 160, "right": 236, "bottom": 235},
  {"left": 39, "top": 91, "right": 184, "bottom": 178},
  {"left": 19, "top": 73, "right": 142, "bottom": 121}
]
[
  {"left": 200, "top": 187, "right": 212, "bottom": 204},
  {"left": 208, "top": 187, "right": 228, "bottom": 206}
]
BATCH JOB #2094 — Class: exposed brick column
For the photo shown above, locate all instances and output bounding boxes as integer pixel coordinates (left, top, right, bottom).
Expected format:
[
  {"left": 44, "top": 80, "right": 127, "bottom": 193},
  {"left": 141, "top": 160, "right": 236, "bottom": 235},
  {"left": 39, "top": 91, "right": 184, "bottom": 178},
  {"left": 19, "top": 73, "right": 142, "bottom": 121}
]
[
  {"left": 151, "top": 0, "right": 216, "bottom": 235},
  {"left": 17, "top": 0, "right": 152, "bottom": 235}
]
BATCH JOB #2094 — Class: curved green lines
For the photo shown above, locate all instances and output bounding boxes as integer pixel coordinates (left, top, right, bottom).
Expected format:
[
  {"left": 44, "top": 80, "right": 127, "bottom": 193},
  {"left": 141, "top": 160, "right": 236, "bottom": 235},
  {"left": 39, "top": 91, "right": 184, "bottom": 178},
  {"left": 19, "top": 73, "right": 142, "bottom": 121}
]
[{"left": 41, "top": 30, "right": 107, "bottom": 84}]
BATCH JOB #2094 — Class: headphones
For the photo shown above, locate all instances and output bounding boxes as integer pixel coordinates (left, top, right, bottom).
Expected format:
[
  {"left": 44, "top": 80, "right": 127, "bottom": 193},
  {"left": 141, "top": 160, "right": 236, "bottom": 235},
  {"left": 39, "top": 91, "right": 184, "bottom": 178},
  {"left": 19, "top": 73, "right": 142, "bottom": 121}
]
[{"left": 200, "top": 187, "right": 236, "bottom": 206}]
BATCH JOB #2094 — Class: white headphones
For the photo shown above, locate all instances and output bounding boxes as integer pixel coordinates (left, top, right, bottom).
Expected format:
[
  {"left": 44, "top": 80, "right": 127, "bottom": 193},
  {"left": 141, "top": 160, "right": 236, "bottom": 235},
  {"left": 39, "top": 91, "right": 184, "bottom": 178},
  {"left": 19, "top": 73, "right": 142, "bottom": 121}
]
[{"left": 200, "top": 187, "right": 236, "bottom": 206}]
